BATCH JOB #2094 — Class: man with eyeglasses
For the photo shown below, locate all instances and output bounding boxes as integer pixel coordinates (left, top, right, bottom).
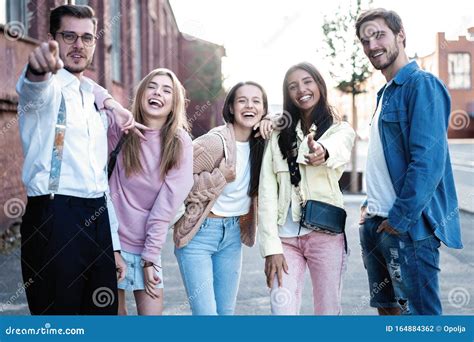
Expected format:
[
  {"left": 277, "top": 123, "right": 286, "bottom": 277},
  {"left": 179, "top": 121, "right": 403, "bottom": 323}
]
[{"left": 16, "top": 4, "right": 141, "bottom": 315}]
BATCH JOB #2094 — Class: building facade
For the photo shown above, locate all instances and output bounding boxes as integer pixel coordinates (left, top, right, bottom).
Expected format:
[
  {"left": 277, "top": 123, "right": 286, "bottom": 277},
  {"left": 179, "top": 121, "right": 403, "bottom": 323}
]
[
  {"left": 332, "top": 27, "right": 474, "bottom": 140},
  {"left": 0, "top": 0, "right": 226, "bottom": 234},
  {"left": 419, "top": 27, "right": 474, "bottom": 139}
]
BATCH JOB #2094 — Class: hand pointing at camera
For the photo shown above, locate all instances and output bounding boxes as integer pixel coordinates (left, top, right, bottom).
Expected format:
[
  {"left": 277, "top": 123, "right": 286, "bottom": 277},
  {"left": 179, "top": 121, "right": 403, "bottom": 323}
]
[
  {"left": 27, "top": 40, "right": 64, "bottom": 80},
  {"left": 304, "top": 134, "right": 327, "bottom": 166}
]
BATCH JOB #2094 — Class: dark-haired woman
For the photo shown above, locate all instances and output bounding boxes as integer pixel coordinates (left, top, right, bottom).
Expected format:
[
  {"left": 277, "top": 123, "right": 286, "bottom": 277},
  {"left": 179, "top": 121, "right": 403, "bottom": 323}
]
[
  {"left": 174, "top": 81, "right": 272, "bottom": 315},
  {"left": 258, "top": 62, "right": 355, "bottom": 315}
]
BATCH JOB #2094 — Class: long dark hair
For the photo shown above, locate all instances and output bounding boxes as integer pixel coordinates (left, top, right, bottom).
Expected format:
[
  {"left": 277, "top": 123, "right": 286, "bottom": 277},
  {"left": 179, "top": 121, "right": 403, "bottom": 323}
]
[
  {"left": 222, "top": 81, "right": 268, "bottom": 198},
  {"left": 278, "top": 62, "right": 337, "bottom": 159}
]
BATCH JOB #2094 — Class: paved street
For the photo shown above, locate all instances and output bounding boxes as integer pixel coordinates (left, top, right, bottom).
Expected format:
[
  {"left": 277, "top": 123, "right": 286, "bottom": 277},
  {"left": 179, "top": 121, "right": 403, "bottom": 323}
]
[
  {"left": 449, "top": 140, "right": 474, "bottom": 213},
  {"left": 1, "top": 195, "right": 473, "bottom": 316}
]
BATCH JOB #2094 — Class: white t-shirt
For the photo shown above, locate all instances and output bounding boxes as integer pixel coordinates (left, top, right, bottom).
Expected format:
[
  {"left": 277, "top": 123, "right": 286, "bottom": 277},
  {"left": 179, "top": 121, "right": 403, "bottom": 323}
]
[
  {"left": 366, "top": 81, "right": 397, "bottom": 217},
  {"left": 278, "top": 206, "right": 312, "bottom": 238},
  {"left": 211, "top": 141, "right": 251, "bottom": 216}
]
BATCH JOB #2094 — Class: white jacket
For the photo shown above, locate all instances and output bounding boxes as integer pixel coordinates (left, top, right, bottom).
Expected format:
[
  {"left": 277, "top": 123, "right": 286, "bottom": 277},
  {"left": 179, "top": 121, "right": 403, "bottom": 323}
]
[{"left": 257, "top": 121, "right": 355, "bottom": 257}]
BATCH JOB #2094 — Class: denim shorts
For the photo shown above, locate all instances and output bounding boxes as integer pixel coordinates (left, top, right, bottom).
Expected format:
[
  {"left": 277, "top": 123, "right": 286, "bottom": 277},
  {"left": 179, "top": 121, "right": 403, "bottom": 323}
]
[
  {"left": 359, "top": 216, "right": 442, "bottom": 314},
  {"left": 117, "top": 251, "right": 163, "bottom": 291}
]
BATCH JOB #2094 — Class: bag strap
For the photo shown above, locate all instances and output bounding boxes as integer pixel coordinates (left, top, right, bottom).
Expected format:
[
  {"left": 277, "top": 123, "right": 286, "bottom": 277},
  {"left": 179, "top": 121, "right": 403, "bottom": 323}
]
[
  {"left": 108, "top": 134, "right": 127, "bottom": 179},
  {"left": 212, "top": 131, "right": 228, "bottom": 161},
  {"left": 47, "top": 94, "right": 67, "bottom": 199}
]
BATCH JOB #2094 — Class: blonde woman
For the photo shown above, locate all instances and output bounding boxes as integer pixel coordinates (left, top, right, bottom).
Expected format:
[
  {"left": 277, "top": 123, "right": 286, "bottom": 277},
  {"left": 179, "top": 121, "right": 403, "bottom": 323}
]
[{"left": 96, "top": 68, "right": 193, "bottom": 315}]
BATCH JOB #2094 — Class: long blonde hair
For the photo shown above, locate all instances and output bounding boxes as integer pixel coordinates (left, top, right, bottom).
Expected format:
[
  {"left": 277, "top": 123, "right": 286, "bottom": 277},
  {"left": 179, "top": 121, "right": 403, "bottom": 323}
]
[{"left": 122, "top": 68, "right": 189, "bottom": 179}]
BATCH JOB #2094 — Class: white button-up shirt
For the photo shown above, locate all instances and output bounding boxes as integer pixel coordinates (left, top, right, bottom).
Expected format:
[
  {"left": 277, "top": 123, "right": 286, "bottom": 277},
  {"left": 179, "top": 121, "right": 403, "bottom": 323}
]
[{"left": 16, "top": 68, "right": 120, "bottom": 250}]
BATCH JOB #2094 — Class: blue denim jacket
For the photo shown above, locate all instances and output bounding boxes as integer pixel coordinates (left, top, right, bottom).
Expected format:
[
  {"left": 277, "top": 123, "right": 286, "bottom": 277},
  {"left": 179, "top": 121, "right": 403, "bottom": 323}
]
[{"left": 375, "top": 61, "right": 462, "bottom": 248}]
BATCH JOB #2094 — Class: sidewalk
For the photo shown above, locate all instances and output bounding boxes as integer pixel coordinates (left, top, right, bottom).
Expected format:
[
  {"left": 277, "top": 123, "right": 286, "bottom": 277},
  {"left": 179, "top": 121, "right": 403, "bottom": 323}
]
[{"left": 1, "top": 194, "right": 473, "bottom": 315}]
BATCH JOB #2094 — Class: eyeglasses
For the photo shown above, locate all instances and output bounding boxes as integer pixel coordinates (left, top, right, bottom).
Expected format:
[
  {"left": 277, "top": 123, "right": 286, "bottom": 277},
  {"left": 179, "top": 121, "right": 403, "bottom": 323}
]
[{"left": 56, "top": 31, "right": 97, "bottom": 47}]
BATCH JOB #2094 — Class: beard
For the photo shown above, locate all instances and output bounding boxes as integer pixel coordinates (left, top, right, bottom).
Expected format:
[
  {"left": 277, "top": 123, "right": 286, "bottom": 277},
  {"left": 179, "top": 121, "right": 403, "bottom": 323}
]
[
  {"left": 61, "top": 49, "right": 93, "bottom": 74},
  {"left": 64, "top": 57, "right": 92, "bottom": 74},
  {"left": 371, "top": 43, "right": 400, "bottom": 71}
]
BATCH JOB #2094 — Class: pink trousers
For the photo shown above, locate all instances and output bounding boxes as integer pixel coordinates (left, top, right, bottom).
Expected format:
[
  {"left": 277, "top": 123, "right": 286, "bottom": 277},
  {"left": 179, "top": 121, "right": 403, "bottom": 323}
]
[{"left": 271, "top": 231, "right": 346, "bottom": 315}]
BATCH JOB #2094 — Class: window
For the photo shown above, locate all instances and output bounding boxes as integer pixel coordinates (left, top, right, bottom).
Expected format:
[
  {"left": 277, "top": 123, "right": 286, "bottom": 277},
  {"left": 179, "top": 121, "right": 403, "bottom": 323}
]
[
  {"left": 448, "top": 53, "right": 471, "bottom": 89},
  {"left": 4, "top": 0, "right": 29, "bottom": 36},
  {"left": 110, "top": 0, "right": 122, "bottom": 83},
  {"left": 133, "top": 0, "right": 142, "bottom": 84},
  {"left": 0, "top": 0, "right": 6, "bottom": 23}
]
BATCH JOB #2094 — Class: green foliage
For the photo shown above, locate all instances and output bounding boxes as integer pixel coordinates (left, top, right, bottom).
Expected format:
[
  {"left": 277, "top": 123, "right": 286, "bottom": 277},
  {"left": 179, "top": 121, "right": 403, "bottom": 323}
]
[
  {"left": 322, "top": 0, "right": 372, "bottom": 95},
  {"left": 184, "top": 44, "right": 224, "bottom": 102}
]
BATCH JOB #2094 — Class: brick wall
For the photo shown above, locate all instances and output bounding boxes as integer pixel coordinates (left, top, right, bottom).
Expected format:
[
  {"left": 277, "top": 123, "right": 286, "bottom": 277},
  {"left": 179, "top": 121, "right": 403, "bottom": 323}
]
[
  {"left": 0, "top": 1, "right": 226, "bottom": 233},
  {"left": 437, "top": 31, "right": 474, "bottom": 139}
]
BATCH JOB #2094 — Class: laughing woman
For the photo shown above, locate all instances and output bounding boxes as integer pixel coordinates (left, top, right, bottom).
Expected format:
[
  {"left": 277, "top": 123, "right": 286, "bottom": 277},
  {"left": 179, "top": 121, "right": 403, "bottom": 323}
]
[
  {"left": 258, "top": 62, "right": 355, "bottom": 315},
  {"left": 98, "top": 68, "right": 193, "bottom": 315},
  {"left": 173, "top": 81, "right": 272, "bottom": 315}
]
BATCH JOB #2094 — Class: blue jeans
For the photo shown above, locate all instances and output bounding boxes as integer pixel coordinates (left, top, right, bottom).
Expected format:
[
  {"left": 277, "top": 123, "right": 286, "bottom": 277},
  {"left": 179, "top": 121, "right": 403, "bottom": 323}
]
[
  {"left": 174, "top": 217, "right": 242, "bottom": 315},
  {"left": 359, "top": 216, "right": 442, "bottom": 315}
]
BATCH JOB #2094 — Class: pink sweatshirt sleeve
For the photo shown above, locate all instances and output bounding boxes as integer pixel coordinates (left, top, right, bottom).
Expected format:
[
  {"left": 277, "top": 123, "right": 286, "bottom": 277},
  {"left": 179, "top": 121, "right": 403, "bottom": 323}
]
[
  {"left": 141, "top": 132, "right": 194, "bottom": 262},
  {"left": 90, "top": 80, "right": 122, "bottom": 152},
  {"left": 91, "top": 81, "right": 111, "bottom": 110}
]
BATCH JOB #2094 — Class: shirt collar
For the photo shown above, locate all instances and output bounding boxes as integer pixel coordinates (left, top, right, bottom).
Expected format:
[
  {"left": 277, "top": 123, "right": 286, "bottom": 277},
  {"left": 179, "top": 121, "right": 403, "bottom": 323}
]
[
  {"left": 55, "top": 69, "right": 93, "bottom": 93},
  {"left": 377, "top": 60, "right": 419, "bottom": 97},
  {"left": 55, "top": 68, "right": 79, "bottom": 87},
  {"left": 392, "top": 60, "right": 419, "bottom": 86}
]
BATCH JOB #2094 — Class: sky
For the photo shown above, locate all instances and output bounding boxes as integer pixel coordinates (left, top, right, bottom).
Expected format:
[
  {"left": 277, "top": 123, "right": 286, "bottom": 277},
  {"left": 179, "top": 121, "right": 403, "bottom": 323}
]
[{"left": 170, "top": 0, "right": 474, "bottom": 104}]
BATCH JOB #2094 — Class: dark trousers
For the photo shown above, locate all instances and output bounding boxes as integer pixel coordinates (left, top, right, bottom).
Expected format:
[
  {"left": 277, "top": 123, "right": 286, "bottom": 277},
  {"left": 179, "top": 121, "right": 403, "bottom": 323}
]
[{"left": 20, "top": 194, "right": 118, "bottom": 315}]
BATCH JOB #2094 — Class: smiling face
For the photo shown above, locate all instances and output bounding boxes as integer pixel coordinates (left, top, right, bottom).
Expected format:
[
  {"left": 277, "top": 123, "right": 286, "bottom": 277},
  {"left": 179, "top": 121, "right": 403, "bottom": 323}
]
[
  {"left": 141, "top": 74, "right": 174, "bottom": 127},
  {"left": 50, "top": 16, "right": 96, "bottom": 75},
  {"left": 360, "top": 18, "right": 404, "bottom": 71},
  {"left": 231, "top": 84, "right": 265, "bottom": 130},
  {"left": 286, "top": 68, "right": 321, "bottom": 118}
]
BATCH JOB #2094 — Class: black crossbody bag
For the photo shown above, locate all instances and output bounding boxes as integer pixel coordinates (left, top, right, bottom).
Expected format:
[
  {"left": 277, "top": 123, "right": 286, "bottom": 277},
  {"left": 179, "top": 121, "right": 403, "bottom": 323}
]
[{"left": 300, "top": 200, "right": 346, "bottom": 234}]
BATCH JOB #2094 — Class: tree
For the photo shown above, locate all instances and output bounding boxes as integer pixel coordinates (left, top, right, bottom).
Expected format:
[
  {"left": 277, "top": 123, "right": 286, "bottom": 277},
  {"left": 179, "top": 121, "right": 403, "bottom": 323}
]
[{"left": 322, "top": 0, "right": 372, "bottom": 193}]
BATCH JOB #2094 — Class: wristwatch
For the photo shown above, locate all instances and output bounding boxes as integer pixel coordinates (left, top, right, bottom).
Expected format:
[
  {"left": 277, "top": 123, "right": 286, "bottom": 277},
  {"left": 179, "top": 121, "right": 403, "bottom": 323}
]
[
  {"left": 140, "top": 259, "right": 154, "bottom": 268},
  {"left": 27, "top": 64, "right": 47, "bottom": 76}
]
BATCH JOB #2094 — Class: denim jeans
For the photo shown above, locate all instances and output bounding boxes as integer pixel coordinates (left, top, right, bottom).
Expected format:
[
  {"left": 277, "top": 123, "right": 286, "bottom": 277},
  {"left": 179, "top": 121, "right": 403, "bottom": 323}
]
[
  {"left": 359, "top": 216, "right": 442, "bottom": 315},
  {"left": 174, "top": 217, "right": 242, "bottom": 315}
]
